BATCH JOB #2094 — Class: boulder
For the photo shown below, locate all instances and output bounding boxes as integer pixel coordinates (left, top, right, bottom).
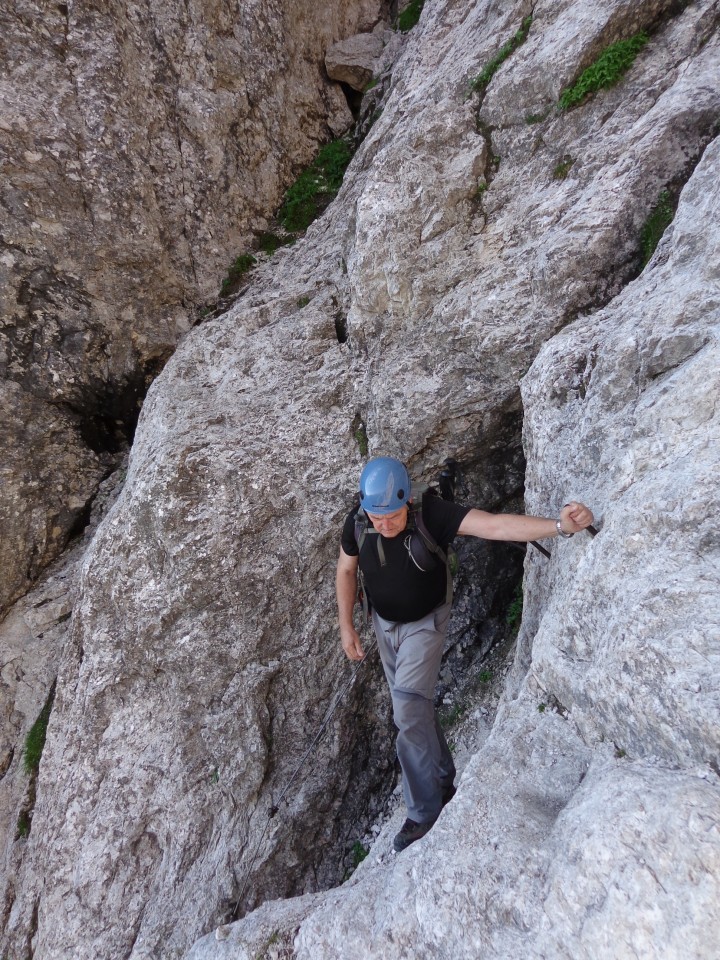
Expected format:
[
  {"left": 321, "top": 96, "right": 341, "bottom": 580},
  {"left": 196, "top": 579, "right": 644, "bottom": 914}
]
[{"left": 325, "top": 32, "right": 386, "bottom": 90}]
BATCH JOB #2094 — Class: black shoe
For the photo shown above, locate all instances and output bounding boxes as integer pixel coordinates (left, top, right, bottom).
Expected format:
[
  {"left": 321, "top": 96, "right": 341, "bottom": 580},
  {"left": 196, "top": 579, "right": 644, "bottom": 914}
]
[
  {"left": 441, "top": 783, "right": 456, "bottom": 806},
  {"left": 393, "top": 817, "right": 436, "bottom": 853}
]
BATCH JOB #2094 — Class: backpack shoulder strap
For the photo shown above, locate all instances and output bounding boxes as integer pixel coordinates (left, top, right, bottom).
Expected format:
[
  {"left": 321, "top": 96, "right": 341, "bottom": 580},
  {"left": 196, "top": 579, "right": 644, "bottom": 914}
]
[
  {"left": 354, "top": 506, "right": 369, "bottom": 553},
  {"left": 411, "top": 495, "right": 453, "bottom": 604}
]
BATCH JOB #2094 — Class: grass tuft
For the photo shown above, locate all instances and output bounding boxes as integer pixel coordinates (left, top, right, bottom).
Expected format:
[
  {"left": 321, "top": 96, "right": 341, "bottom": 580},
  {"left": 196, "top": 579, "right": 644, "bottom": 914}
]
[
  {"left": 256, "top": 232, "right": 294, "bottom": 255},
  {"left": 279, "top": 140, "right": 353, "bottom": 233},
  {"left": 23, "top": 687, "right": 55, "bottom": 775},
  {"left": 350, "top": 841, "right": 369, "bottom": 867},
  {"left": 506, "top": 583, "right": 523, "bottom": 633},
  {"left": 354, "top": 423, "right": 369, "bottom": 457},
  {"left": 221, "top": 254, "right": 256, "bottom": 296},
  {"left": 639, "top": 189, "right": 674, "bottom": 267},
  {"left": 553, "top": 156, "right": 575, "bottom": 180},
  {"left": 398, "top": 0, "right": 425, "bottom": 32},
  {"left": 559, "top": 32, "right": 648, "bottom": 110},
  {"left": 470, "top": 15, "right": 533, "bottom": 94}
]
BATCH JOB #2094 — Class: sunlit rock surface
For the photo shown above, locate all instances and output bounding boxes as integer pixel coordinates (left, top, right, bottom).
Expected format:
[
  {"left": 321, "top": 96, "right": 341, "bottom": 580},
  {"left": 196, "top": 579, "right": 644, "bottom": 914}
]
[
  {"left": 0, "top": 0, "right": 387, "bottom": 610},
  {"left": 2, "top": 0, "right": 719, "bottom": 958}
]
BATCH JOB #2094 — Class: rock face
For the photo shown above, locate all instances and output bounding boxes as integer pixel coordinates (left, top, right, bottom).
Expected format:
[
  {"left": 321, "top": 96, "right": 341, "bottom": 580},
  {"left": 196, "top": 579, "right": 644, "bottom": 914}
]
[
  {"left": 0, "top": 460, "right": 127, "bottom": 927},
  {"left": 0, "top": 382, "right": 108, "bottom": 611},
  {"left": 2, "top": 0, "right": 720, "bottom": 959},
  {"left": 0, "top": 0, "right": 388, "bottom": 612},
  {"left": 325, "top": 28, "right": 388, "bottom": 90}
]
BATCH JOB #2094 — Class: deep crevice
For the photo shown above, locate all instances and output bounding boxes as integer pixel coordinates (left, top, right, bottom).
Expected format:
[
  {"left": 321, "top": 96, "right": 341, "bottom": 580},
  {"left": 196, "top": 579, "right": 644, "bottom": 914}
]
[
  {"left": 334, "top": 313, "right": 348, "bottom": 344},
  {"left": 339, "top": 80, "right": 364, "bottom": 118},
  {"left": 49, "top": 350, "right": 172, "bottom": 456}
]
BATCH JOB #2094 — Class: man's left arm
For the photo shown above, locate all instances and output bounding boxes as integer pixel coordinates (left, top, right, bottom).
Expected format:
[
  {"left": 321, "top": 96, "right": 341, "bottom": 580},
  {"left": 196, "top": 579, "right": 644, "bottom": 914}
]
[{"left": 457, "top": 501, "right": 594, "bottom": 542}]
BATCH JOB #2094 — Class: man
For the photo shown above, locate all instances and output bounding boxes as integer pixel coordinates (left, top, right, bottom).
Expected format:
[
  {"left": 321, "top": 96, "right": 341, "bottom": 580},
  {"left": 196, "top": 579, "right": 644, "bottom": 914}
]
[{"left": 336, "top": 456, "right": 594, "bottom": 852}]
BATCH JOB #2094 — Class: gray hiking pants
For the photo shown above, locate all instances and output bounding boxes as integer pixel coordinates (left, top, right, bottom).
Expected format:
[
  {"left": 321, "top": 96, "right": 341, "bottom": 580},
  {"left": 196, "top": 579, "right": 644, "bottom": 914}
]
[{"left": 372, "top": 601, "right": 456, "bottom": 824}]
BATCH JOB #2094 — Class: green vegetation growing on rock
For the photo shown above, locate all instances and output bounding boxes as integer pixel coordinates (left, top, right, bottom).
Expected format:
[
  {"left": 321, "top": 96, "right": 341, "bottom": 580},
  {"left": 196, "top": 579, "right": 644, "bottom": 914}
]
[
  {"left": 398, "top": 0, "right": 425, "bottom": 32},
  {"left": 640, "top": 189, "right": 674, "bottom": 267},
  {"left": 257, "top": 231, "right": 294, "bottom": 255},
  {"left": 553, "top": 156, "right": 575, "bottom": 180},
  {"left": 279, "top": 139, "right": 353, "bottom": 233},
  {"left": 525, "top": 109, "right": 551, "bottom": 125},
  {"left": 23, "top": 687, "right": 55, "bottom": 774},
  {"left": 350, "top": 841, "right": 369, "bottom": 867},
  {"left": 354, "top": 422, "right": 369, "bottom": 457},
  {"left": 470, "top": 15, "right": 533, "bottom": 94},
  {"left": 506, "top": 583, "right": 523, "bottom": 633},
  {"left": 559, "top": 32, "right": 648, "bottom": 110},
  {"left": 221, "top": 254, "right": 257, "bottom": 296}
]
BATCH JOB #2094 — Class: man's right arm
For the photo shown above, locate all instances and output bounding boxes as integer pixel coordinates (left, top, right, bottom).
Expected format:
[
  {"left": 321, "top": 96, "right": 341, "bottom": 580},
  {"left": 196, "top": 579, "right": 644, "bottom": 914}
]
[{"left": 336, "top": 547, "right": 365, "bottom": 661}]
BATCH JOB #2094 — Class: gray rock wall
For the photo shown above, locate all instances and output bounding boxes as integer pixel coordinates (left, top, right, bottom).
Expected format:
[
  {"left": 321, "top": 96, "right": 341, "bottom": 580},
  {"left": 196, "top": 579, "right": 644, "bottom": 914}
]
[
  {"left": 0, "top": 0, "right": 387, "bottom": 612},
  {"left": 2, "top": 0, "right": 719, "bottom": 958},
  {"left": 188, "top": 98, "right": 720, "bottom": 960}
]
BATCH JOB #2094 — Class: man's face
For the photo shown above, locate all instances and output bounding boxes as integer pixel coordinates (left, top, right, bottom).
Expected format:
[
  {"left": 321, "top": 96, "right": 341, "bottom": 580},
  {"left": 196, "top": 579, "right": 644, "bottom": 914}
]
[{"left": 366, "top": 504, "right": 409, "bottom": 539}]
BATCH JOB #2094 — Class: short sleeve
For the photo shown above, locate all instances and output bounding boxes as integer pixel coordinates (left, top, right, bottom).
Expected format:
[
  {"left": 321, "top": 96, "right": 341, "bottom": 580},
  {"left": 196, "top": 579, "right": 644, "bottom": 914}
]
[
  {"left": 422, "top": 495, "right": 471, "bottom": 547},
  {"left": 340, "top": 509, "right": 359, "bottom": 556}
]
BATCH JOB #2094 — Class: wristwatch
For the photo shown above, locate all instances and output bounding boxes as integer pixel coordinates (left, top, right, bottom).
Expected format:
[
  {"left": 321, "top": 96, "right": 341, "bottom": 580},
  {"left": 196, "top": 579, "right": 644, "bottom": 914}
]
[{"left": 555, "top": 519, "right": 574, "bottom": 538}]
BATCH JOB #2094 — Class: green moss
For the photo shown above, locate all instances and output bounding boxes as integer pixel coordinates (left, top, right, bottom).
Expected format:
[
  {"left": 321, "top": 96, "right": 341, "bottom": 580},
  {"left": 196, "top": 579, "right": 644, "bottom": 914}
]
[
  {"left": 398, "top": 0, "right": 425, "bottom": 32},
  {"left": 559, "top": 32, "right": 648, "bottom": 110},
  {"left": 470, "top": 15, "right": 533, "bottom": 94},
  {"left": 640, "top": 189, "right": 674, "bottom": 267},
  {"left": 525, "top": 109, "right": 550, "bottom": 125},
  {"left": 16, "top": 811, "right": 31, "bottom": 838},
  {"left": 506, "top": 583, "right": 523, "bottom": 632},
  {"left": 350, "top": 841, "right": 369, "bottom": 867},
  {"left": 279, "top": 140, "right": 353, "bottom": 233},
  {"left": 256, "top": 232, "right": 294, "bottom": 255},
  {"left": 220, "top": 253, "right": 257, "bottom": 296},
  {"left": 297, "top": 295, "right": 310, "bottom": 308},
  {"left": 23, "top": 687, "right": 55, "bottom": 775},
  {"left": 354, "top": 423, "right": 369, "bottom": 457},
  {"left": 439, "top": 703, "right": 466, "bottom": 729},
  {"left": 553, "top": 156, "right": 575, "bottom": 180}
]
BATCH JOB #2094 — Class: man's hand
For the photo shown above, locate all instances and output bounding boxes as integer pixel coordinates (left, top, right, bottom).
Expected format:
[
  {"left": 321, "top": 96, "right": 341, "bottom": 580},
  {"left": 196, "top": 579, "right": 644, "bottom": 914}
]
[
  {"left": 558, "top": 501, "right": 594, "bottom": 535},
  {"left": 340, "top": 625, "right": 365, "bottom": 662}
]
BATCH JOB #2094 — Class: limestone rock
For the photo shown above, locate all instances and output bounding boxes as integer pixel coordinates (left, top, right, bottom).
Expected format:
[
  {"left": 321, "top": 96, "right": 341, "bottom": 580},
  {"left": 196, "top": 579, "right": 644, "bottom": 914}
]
[
  {"left": 3, "top": 1, "right": 720, "bottom": 959},
  {"left": 0, "top": 459, "right": 127, "bottom": 937},
  {"left": 325, "top": 31, "right": 386, "bottom": 90},
  {"left": 0, "top": 381, "right": 107, "bottom": 612},
  {"left": 185, "top": 115, "right": 720, "bottom": 960},
  {"left": 0, "top": 0, "right": 387, "bottom": 605}
]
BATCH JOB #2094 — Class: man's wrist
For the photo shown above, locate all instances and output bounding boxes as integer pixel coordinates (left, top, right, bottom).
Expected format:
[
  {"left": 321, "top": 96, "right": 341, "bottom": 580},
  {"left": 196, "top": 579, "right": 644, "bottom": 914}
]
[{"left": 555, "top": 519, "right": 574, "bottom": 538}]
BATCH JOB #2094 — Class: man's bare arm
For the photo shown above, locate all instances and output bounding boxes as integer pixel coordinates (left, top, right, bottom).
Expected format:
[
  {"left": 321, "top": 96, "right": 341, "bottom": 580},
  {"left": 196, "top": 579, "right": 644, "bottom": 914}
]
[
  {"left": 457, "top": 501, "right": 594, "bottom": 541},
  {"left": 336, "top": 547, "right": 365, "bottom": 661}
]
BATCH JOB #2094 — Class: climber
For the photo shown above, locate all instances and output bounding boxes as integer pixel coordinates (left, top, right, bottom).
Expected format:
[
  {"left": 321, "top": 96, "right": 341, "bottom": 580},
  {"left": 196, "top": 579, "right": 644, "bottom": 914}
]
[{"left": 336, "top": 456, "right": 594, "bottom": 853}]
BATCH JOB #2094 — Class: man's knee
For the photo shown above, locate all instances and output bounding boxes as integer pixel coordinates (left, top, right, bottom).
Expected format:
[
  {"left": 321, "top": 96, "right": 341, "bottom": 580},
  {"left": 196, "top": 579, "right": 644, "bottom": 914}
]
[{"left": 392, "top": 687, "right": 434, "bottom": 729}]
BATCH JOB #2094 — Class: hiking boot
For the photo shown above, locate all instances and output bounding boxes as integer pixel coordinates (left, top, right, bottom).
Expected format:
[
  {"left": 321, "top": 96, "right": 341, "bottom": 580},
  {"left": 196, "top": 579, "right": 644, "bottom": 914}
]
[
  {"left": 441, "top": 783, "right": 456, "bottom": 806},
  {"left": 393, "top": 817, "right": 436, "bottom": 853}
]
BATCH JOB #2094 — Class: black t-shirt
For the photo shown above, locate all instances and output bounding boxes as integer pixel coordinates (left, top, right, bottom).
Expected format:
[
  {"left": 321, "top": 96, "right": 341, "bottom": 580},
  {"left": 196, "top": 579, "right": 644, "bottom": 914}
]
[{"left": 341, "top": 495, "right": 471, "bottom": 623}]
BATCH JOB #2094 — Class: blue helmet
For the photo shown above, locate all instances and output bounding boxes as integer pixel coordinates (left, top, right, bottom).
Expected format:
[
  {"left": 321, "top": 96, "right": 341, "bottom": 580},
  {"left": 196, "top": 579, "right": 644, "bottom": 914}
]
[{"left": 359, "top": 457, "right": 411, "bottom": 514}]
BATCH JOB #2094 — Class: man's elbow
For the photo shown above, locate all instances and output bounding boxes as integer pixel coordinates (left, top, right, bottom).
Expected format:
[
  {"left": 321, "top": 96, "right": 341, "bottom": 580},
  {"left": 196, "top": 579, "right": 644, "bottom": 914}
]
[{"left": 458, "top": 509, "right": 496, "bottom": 539}]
